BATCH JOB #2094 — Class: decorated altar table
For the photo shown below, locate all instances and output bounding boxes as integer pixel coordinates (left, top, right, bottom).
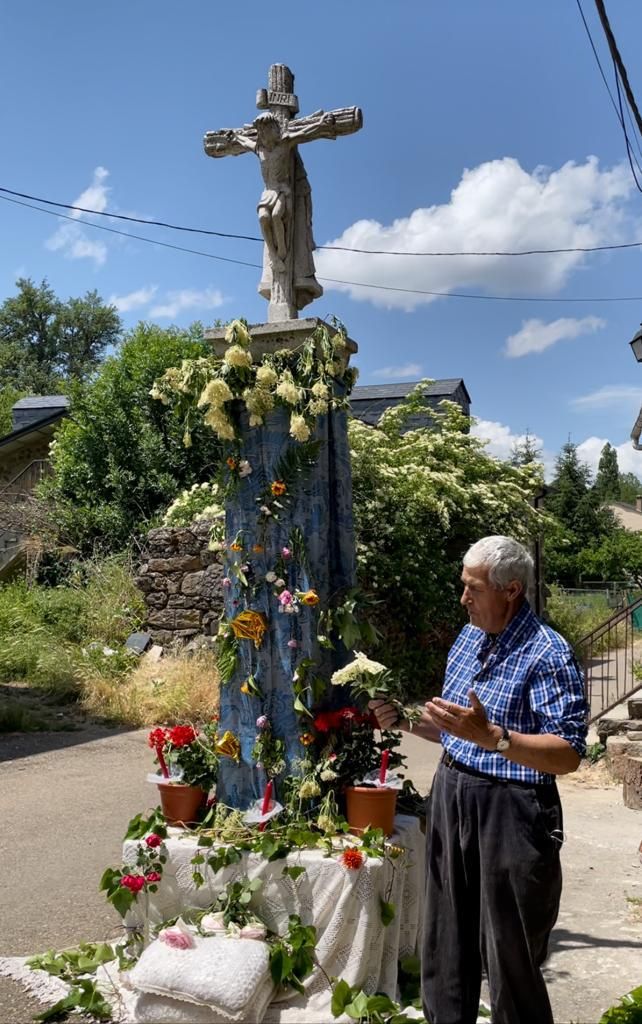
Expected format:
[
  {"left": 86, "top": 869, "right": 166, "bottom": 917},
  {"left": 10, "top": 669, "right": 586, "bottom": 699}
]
[{"left": 122, "top": 815, "right": 424, "bottom": 1021}]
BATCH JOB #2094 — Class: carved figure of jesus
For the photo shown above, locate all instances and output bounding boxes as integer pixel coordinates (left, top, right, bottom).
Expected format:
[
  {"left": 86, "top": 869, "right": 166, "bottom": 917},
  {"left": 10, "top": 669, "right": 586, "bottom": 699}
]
[{"left": 204, "top": 65, "right": 362, "bottom": 322}]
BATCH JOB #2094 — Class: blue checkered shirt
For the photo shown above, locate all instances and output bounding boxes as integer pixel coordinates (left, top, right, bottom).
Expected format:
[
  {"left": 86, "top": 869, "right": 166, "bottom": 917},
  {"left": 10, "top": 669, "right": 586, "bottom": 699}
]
[{"left": 441, "top": 602, "right": 588, "bottom": 783}]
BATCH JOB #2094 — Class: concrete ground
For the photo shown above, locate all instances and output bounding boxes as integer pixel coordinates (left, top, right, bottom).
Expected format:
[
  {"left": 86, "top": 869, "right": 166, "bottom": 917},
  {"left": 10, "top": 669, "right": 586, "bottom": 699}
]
[{"left": 0, "top": 725, "right": 640, "bottom": 1024}]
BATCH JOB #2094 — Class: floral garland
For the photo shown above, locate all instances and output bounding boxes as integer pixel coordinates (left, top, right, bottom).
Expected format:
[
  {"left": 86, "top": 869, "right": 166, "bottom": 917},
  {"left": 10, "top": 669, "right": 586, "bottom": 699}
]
[{"left": 150, "top": 318, "right": 358, "bottom": 446}]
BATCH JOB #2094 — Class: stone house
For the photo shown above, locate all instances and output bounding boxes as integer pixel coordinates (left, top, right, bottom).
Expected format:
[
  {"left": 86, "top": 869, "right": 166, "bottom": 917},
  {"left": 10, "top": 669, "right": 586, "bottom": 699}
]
[
  {"left": 0, "top": 396, "right": 69, "bottom": 576},
  {"left": 606, "top": 497, "right": 642, "bottom": 533}
]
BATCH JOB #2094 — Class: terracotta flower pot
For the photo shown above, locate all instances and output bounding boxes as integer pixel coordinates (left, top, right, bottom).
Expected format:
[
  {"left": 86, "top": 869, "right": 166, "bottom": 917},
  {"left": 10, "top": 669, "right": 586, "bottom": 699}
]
[
  {"left": 345, "top": 785, "right": 398, "bottom": 837},
  {"left": 157, "top": 782, "right": 206, "bottom": 827}
]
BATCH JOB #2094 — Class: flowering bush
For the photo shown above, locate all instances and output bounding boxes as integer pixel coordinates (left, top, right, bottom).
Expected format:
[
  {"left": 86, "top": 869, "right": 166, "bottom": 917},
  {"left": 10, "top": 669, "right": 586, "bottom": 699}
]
[
  {"left": 163, "top": 481, "right": 225, "bottom": 528},
  {"left": 148, "top": 723, "right": 219, "bottom": 790},
  {"left": 349, "top": 385, "right": 545, "bottom": 693}
]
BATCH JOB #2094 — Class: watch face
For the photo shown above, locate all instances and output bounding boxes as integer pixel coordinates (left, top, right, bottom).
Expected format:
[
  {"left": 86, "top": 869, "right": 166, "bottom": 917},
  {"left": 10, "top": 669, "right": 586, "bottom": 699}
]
[{"left": 497, "top": 737, "right": 511, "bottom": 752}]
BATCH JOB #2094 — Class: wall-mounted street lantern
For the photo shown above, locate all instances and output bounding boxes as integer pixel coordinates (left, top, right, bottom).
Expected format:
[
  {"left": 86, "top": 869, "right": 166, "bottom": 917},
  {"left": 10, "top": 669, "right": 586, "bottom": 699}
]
[{"left": 630, "top": 324, "right": 642, "bottom": 363}]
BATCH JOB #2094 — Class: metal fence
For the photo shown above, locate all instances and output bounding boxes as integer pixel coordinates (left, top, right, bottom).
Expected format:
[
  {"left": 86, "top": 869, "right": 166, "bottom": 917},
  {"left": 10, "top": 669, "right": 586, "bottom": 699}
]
[{"left": 577, "top": 595, "right": 642, "bottom": 723}]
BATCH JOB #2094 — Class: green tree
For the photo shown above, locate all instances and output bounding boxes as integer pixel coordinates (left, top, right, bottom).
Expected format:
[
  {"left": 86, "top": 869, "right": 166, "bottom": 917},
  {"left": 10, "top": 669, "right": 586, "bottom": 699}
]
[
  {"left": 618, "top": 471, "right": 642, "bottom": 505},
  {"left": 594, "top": 442, "right": 620, "bottom": 500},
  {"left": 577, "top": 529, "right": 642, "bottom": 586},
  {"left": 509, "top": 430, "right": 542, "bottom": 467},
  {"left": 0, "top": 277, "right": 121, "bottom": 392},
  {"left": 0, "top": 384, "right": 27, "bottom": 436},
  {"left": 544, "top": 440, "right": 616, "bottom": 585},
  {"left": 41, "top": 322, "right": 223, "bottom": 552}
]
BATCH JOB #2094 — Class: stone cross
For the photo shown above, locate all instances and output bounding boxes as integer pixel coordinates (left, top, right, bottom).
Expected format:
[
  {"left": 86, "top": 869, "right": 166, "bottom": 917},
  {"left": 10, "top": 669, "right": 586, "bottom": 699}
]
[{"left": 204, "top": 64, "right": 362, "bottom": 323}]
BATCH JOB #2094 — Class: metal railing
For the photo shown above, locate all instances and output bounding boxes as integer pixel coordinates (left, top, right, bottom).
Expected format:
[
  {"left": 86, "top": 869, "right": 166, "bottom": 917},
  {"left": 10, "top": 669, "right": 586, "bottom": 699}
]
[{"left": 577, "top": 595, "right": 642, "bottom": 723}]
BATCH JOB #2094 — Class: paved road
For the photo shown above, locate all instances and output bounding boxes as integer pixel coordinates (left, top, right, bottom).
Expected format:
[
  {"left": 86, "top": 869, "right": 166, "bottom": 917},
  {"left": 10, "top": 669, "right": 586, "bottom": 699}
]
[{"left": 1, "top": 726, "right": 641, "bottom": 1023}]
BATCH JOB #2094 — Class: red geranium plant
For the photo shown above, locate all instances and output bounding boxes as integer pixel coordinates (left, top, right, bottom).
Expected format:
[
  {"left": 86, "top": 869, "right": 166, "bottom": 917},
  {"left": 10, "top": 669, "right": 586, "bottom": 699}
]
[
  {"left": 311, "top": 705, "right": 404, "bottom": 792},
  {"left": 148, "top": 723, "right": 219, "bottom": 791}
]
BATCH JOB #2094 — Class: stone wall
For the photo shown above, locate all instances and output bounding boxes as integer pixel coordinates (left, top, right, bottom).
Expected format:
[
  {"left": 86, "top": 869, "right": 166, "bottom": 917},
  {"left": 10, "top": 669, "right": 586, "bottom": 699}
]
[{"left": 135, "top": 521, "right": 224, "bottom": 647}]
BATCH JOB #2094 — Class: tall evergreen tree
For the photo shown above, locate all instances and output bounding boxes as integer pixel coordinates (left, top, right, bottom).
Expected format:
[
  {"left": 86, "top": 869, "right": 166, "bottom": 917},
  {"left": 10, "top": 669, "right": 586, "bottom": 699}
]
[
  {"left": 594, "top": 442, "right": 620, "bottom": 500},
  {"left": 509, "top": 431, "right": 542, "bottom": 467}
]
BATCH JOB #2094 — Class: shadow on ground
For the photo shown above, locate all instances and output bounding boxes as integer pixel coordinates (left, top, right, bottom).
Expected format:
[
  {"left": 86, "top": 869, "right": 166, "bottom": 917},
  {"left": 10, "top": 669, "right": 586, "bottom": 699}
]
[{"left": 0, "top": 682, "right": 135, "bottom": 763}]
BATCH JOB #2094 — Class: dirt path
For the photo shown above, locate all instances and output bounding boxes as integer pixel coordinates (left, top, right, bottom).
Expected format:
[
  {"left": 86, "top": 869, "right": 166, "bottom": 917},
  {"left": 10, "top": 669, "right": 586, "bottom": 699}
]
[{"left": 0, "top": 728, "right": 640, "bottom": 1023}]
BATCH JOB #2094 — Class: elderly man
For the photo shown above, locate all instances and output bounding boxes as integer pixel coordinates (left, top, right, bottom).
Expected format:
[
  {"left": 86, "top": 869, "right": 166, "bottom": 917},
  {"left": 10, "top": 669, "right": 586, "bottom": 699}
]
[{"left": 371, "top": 535, "right": 587, "bottom": 1024}]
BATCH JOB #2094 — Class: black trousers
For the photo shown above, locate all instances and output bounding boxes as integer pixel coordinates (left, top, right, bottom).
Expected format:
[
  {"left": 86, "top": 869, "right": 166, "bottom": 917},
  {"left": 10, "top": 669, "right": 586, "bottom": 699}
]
[{"left": 422, "top": 760, "right": 563, "bottom": 1024}]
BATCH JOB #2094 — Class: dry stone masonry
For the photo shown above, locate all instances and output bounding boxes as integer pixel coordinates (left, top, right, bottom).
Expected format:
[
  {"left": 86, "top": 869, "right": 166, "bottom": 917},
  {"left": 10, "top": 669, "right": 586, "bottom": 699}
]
[{"left": 135, "top": 522, "right": 224, "bottom": 648}]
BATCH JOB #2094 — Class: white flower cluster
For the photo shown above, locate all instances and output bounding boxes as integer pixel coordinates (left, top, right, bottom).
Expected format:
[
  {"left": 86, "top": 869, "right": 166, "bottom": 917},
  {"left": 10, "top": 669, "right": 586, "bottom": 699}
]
[{"left": 330, "top": 651, "right": 388, "bottom": 686}]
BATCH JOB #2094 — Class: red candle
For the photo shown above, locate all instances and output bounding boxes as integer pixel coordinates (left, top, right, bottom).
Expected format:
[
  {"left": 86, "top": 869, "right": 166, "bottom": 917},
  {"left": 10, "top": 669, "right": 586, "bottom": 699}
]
[
  {"left": 156, "top": 744, "right": 170, "bottom": 779},
  {"left": 379, "top": 749, "right": 390, "bottom": 785},
  {"left": 259, "top": 779, "right": 273, "bottom": 832}
]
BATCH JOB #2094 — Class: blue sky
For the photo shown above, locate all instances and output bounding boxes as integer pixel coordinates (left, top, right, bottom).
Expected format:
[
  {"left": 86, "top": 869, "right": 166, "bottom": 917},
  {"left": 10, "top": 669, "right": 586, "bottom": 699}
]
[{"left": 2, "top": 1, "right": 642, "bottom": 478}]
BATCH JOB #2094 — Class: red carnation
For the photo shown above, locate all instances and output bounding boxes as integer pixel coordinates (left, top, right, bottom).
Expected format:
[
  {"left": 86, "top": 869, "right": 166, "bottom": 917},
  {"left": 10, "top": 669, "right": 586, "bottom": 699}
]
[
  {"left": 145, "top": 871, "right": 162, "bottom": 883},
  {"left": 167, "top": 725, "right": 197, "bottom": 748},
  {"left": 120, "top": 874, "right": 146, "bottom": 893},
  {"left": 341, "top": 848, "right": 364, "bottom": 870},
  {"left": 144, "top": 834, "right": 163, "bottom": 849},
  {"left": 148, "top": 727, "right": 168, "bottom": 750}
]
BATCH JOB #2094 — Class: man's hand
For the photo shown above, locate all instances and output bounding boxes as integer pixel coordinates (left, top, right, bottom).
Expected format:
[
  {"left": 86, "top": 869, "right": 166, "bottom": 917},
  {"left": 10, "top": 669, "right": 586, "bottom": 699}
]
[
  {"left": 426, "top": 690, "right": 500, "bottom": 750},
  {"left": 368, "top": 698, "right": 402, "bottom": 731}
]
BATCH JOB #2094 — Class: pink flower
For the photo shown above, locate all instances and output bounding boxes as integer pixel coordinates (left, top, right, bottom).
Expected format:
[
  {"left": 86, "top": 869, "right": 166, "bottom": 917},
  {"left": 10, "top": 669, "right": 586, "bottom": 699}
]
[
  {"left": 159, "top": 925, "right": 194, "bottom": 950},
  {"left": 287, "top": 639, "right": 298, "bottom": 649},
  {"left": 144, "top": 834, "right": 163, "bottom": 849},
  {"left": 256, "top": 715, "right": 269, "bottom": 730},
  {"left": 145, "top": 871, "right": 162, "bottom": 883},
  {"left": 278, "top": 590, "right": 293, "bottom": 606},
  {"left": 281, "top": 547, "right": 291, "bottom": 558},
  {"left": 222, "top": 577, "right": 232, "bottom": 588},
  {"left": 240, "top": 922, "right": 267, "bottom": 940}
]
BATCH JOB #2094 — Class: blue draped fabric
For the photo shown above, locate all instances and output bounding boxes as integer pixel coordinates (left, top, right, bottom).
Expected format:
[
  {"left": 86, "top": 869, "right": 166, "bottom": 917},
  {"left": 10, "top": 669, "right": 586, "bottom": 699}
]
[{"left": 216, "top": 397, "right": 356, "bottom": 808}]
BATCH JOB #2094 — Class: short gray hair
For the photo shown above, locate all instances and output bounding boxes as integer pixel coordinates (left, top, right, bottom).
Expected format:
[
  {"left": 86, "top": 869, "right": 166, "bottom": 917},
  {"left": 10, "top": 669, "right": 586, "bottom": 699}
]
[{"left": 463, "top": 535, "right": 534, "bottom": 591}]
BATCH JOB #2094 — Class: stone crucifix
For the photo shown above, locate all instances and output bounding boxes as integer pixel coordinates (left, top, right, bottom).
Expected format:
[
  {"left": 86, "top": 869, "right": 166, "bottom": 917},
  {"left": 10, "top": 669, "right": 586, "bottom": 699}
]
[{"left": 204, "top": 64, "right": 362, "bottom": 323}]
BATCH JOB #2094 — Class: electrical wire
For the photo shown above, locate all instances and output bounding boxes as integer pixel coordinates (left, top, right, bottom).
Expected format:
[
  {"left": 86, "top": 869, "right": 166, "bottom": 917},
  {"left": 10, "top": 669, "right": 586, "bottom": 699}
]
[
  {"left": 3, "top": 192, "right": 642, "bottom": 304},
  {"left": 1, "top": 183, "right": 641, "bottom": 258},
  {"left": 575, "top": 0, "right": 642, "bottom": 186}
]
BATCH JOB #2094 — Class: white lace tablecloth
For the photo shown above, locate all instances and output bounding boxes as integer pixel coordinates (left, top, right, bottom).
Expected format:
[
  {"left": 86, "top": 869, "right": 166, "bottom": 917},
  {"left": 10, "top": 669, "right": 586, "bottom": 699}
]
[{"left": 122, "top": 814, "right": 425, "bottom": 1021}]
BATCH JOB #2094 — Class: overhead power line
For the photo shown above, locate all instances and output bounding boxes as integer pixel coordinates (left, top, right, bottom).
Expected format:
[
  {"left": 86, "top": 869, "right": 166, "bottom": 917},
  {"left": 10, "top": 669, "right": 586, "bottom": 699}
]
[
  {"left": 593, "top": 0, "right": 642, "bottom": 138},
  {"left": 0, "top": 183, "right": 641, "bottom": 257},
  {"left": 2, "top": 191, "right": 642, "bottom": 304}
]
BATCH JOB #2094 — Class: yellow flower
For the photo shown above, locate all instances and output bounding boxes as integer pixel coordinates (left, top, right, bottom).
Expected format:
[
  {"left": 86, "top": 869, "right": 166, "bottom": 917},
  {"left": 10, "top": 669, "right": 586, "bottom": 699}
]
[
  {"left": 240, "top": 674, "right": 261, "bottom": 697},
  {"left": 299, "top": 589, "right": 320, "bottom": 607},
  {"left": 299, "top": 732, "right": 315, "bottom": 746},
  {"left": 289, "top": 414, "right": 311, "bottom": 443},
  {"left": 271, "top": 480, "right": 287, "bottom": 497},
  {"left": 230, "top": 610, "right": 268, "bottom": 649},
  {"left": 230, "top": 542, "right": 243, "bottom": 552},
  {"left": 256, "top": 364, "right": 278, "bottom": 387},
  {"left": 252, "top": 544, "right": 265, "bottom": 554},
  {"left": 224, "top": 345, "right": 252, "bottom": 368},
  {"left": 224, "top": 319, "right": 251, "bottom": 347},
  {"left": 215, "top": 730, "right": 241, "bottom": 761}
]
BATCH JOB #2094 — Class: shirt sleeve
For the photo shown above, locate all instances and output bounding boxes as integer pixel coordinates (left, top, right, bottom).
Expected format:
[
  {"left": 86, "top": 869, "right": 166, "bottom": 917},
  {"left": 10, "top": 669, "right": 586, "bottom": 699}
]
[{"left": 529, "top": 652, "right": 589, "bottom": 758}]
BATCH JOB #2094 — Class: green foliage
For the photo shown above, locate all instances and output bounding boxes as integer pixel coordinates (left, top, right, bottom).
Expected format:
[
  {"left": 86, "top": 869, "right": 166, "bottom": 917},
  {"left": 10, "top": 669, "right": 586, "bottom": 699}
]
[
  {"left": 599, "top": 985, "right": 642, "bottom": 1023},
  {"left": 41, "top": 322, "right": 223, "bottom": 553},
  {"left": 27, "top": 944, "right": 117, "bottom": 1022},
  {"left": 618, "top": 473, "right": 642, "bottom": 505},
  {"left": 586, "top": 741, "right": 606, "bottom": 764},
  {"left": 0, "top": 277, "right": 120, "bottom": 393},
  {"left": 331, "top": 978, "right": 423, "bottom": 1022},
  {"left": 0, "top": 556, "right": 143, "bottom": 694},
  {"left": 269, "top": 915, "right": 317, "bottom": 994},
  {"left": 576, "top": 530, "right": 642, "bottom": 587},
  {"left": 595, "top": 442, "right": 621, "bottom": 500},
  {"left": 544, "top": 586, "right": 614, "bottom": 648},
  {"left": 0, "top": 383, "right": 27, "bottom": 436},
  {"left": 349, "top": 388, "right": 544, "bottom": 694}
]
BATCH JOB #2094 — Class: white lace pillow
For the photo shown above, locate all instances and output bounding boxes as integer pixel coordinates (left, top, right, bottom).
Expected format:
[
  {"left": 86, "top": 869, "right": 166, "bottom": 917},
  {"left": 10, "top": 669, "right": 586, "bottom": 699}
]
[{"left": 125, "top": 935, "right": 275, "bottom": 1023}]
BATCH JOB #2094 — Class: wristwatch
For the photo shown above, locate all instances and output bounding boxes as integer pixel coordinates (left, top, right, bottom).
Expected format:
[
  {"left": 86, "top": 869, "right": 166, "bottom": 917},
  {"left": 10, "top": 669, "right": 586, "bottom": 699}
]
[{"left": 496, "top": 726, "right": 511, "bottom": 753}]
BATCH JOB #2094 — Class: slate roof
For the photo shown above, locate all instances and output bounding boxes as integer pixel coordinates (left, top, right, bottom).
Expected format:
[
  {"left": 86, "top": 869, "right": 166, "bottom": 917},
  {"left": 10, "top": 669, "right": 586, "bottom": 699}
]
[{"left": 351, "top": 379, "right": 470, "bottom": 403}]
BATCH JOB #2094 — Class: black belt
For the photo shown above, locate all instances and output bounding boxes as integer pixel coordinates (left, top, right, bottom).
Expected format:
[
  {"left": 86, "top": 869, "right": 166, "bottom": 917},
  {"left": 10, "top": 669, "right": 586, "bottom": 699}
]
[{"left": 441, "top": 751, "right": 554, "bottom": 789}]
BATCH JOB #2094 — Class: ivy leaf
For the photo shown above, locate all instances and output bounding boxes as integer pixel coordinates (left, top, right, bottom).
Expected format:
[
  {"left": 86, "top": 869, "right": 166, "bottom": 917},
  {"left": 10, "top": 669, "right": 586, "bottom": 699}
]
[
  {"left": 345, "top": 990, "right": 370, "bottom": 1020},
  {"left": 331, "top": 979, "right": 353, "bottom": 1017},
  {"left": 282, "top": 865, "right": 306, "bottom": 881},
  {"left": 380, "top": 899, "right": 396, "bottom": 927},
  {"left": 293, "top": 695, "right": 313, "bottom": 718},
  {"left": 269, "top": 947, "right": 293, "bottom": 986}
]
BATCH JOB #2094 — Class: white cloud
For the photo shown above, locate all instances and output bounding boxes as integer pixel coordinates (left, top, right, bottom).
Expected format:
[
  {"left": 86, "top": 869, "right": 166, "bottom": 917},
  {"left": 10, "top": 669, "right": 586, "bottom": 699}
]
[
  {"left": 45, "top": 167, "right": 111, "bottom": 266},
  {"left": 577, "top": 436, "right": 642, "bottom": 477},
  {"left": 109, "top": 286, "right": 158, "bottom": 313},
  {"left": 571, "top": 385, "right": 642, "bottom": 409},
  {"left": 372, "top": 362, "right": 423, "bottom": 380},
  {"left": 315, "top": 156, "right": 633, "bottom": 310},
  {"left": 505, "top": 316, "right": 605, "bottom": 358},
  {"left": 472, "top": 418, "right": 555, "bottom": 478},
  {"left": 149, "top": 288, "right": 226, "bottom": 319}
]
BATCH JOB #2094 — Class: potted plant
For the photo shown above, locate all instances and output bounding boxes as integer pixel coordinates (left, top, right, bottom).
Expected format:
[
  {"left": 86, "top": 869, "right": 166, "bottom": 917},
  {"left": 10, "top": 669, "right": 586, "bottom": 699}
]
[{"left": 148, "top": 723, "right": 220, "bottom": 826}]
